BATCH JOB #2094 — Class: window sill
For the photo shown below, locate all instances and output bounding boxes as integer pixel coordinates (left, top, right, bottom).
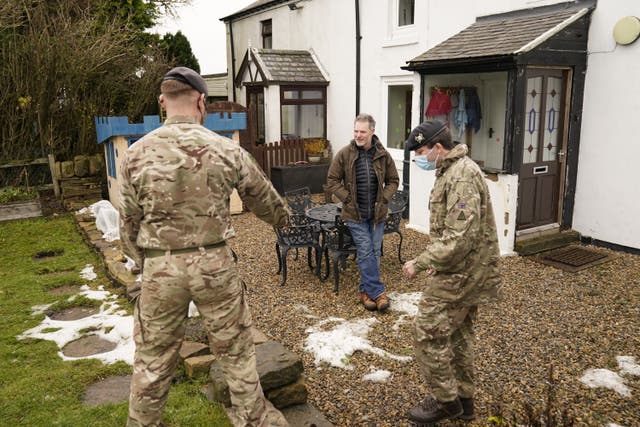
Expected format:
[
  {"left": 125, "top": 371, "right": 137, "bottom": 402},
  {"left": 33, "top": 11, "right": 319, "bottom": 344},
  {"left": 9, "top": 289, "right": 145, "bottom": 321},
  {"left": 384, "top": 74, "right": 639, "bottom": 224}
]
[
  {"left": 382, "top": 37, "right": 419, "bottom": 48},
  {"left": 481, "top": 166, "right": 507, "bottom": 175}
]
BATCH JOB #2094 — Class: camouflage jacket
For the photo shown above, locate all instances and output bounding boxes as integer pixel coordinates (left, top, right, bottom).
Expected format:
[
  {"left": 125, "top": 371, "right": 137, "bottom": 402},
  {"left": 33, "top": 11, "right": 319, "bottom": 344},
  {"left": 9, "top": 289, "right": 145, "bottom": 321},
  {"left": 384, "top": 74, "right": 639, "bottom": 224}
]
[
  {"left": 414, "top": 144, "right": 501, "bottom": 305},
  {"left": 326, "top": 137, "right": 399, "bottom": 223},
  {"left": 119, "top": 115, "right": 289, "bottom": 266}
]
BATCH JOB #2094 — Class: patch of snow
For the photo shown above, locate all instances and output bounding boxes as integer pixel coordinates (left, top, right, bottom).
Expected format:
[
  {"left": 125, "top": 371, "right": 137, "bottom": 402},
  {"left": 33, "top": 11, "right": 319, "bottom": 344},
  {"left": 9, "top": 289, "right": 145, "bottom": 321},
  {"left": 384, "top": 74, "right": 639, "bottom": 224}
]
[
  {"left": 579, "top": 369, "right": 631, "bottom": 397},
  {"left": 79, "top": 285, "right": 112, "bottom": 301},
  {"left": 362, "top": 369, "right": 392, "bottom": 383},
  {"left": 80, "top": 264, "right": 97, "bottom": 281},
  {"left": 31, "top": 304, "right": 53, "bottom": 316},
  {"left": 188, "top": 301, "right": 200, "bottom": 317},
  {"left": 304, "top": 317, "right": 412, "bottom": 370},
  {"left": 387, "top": 292, "right": 421, "bottom": 330},
  {"left": 19, "top": 286, "right": 133, "bottom": 365},
  {"left": 387, "top": 292, "right": 421, "bottom": 316},
  {"left": 617, "top": 356, "right": 640, "bottom": 376},
  {"left": 124, "top": 256, "right": 137, "bottom": 272}
]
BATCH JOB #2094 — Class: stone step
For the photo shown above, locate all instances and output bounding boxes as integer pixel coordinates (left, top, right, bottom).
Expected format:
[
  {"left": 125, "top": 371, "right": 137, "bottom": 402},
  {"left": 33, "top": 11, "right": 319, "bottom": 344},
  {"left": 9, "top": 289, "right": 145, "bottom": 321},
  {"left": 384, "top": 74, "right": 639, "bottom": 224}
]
[
  {"left": 207, "top": 340, "right": 305, "bottom": 409},
  {"left": 280, "top": 403, "right": 335, "bottom": 427},
  {"left": 515, "top": 230, "right": 581, "bottom": 256}
]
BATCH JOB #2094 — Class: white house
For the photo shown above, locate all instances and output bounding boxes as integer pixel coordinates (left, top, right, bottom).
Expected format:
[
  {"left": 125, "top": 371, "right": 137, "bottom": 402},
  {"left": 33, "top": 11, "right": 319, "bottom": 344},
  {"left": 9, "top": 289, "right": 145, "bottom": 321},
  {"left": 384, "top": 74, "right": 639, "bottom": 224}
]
[{"left": 221, "top": 0, "right": 640, "bottom": 253}]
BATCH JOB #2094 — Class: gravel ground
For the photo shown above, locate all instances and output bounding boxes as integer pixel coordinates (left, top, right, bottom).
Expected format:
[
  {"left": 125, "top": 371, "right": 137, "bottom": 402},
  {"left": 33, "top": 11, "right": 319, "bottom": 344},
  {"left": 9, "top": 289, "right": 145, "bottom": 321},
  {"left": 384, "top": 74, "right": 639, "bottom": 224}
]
[{"left": 230, "top": 209, "right": 640, "bottom": 427}]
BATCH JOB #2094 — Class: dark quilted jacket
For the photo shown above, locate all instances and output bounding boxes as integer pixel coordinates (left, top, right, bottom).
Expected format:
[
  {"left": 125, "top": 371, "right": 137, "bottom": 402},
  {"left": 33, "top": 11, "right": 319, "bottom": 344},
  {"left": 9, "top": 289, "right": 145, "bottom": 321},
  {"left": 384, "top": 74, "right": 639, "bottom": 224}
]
[{"left": 326, "top": 136, "right": 399, "bottom": 223}]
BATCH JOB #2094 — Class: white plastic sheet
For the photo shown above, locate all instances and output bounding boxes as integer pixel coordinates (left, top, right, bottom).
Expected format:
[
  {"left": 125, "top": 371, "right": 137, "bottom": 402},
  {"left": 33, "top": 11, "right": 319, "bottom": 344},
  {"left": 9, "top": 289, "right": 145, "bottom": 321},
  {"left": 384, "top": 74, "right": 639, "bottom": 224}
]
[{"left": 89, "top": 200, "right": 120, "bottom": 242}]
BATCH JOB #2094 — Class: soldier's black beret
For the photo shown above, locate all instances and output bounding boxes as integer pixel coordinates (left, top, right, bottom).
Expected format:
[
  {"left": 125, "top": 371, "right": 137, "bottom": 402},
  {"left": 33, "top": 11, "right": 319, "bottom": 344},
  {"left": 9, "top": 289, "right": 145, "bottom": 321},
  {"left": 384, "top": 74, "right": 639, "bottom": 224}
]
[
  {"left": 163, "top": 66, "right": 208, "bottom": 97},
  {"left": 405, "top": 120, "right": 448, "bottom": 151}
]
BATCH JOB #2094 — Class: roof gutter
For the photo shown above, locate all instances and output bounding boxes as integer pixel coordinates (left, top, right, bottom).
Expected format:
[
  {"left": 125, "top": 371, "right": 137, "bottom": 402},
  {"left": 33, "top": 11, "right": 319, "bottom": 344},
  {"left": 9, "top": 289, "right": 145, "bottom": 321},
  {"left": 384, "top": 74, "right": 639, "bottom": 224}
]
[{"left": 402, "top": 55, "right": 515, "bottom": 73}]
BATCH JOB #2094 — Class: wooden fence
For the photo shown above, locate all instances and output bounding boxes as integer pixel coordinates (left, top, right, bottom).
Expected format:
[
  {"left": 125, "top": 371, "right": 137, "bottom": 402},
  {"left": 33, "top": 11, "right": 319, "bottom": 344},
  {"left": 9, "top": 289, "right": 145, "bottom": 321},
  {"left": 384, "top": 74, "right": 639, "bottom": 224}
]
[
  {"left": 251, "top": 139, "right": 307, "bottom": 179},
  {"left": 0, "top": 155, "right": 59, "bottom": 196}
]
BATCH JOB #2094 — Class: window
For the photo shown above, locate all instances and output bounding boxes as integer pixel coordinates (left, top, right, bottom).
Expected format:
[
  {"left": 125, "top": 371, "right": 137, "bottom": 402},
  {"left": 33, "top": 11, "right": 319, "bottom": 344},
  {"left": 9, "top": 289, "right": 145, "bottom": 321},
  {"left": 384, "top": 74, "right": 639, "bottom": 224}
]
[
  {"left": 398, "top": 0, "right": 414, "bottom": 27},
  {"left": 280, "top": 86, "right": 327, "bottom": 139},
  {"left": 423, "top": 72, "right": 508, "bottom": 171},
  {"left": 384, "top": 0, "right": 418, "bottom": 47},
  {"left": 106, "top": 141, "right": 116, "bottom": 178},
  {"left": 386, "top": 85, "right": 413, "bottom": 150},
  {"left": 261, "top": 19, "right": 272, "bottom": 49}
]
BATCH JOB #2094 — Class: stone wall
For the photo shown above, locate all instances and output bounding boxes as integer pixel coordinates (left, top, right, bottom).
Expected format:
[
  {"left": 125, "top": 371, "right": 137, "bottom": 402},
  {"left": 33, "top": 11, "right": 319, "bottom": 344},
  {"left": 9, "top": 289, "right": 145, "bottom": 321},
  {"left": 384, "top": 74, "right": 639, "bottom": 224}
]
[{"left": 55, "top": 154, "right": 106, "bottom": 210}]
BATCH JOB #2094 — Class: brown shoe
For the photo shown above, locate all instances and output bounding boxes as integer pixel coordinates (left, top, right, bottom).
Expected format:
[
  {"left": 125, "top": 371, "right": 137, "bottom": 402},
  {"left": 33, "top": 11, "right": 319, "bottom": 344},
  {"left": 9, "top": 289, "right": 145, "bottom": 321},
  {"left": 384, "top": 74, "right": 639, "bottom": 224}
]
[
  {"left": 360, "top": 292, "right": 377, "bottom": 311},
  {"left": 374, "top": 293, "right": 389, "bottom": 311}
]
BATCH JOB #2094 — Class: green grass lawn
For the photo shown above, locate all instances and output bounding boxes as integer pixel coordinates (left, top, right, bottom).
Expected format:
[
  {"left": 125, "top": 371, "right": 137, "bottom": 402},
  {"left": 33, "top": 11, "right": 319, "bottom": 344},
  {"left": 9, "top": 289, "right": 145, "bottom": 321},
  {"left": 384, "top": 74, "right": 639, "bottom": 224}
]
[{"left": 0, "top": 214, "right": 231, "bottom": 426}]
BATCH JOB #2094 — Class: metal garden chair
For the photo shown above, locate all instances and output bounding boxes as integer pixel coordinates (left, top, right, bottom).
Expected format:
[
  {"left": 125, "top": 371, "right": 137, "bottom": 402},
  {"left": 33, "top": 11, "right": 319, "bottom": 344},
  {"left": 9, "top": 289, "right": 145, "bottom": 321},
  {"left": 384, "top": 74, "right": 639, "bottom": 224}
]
[
  {"left": 274, "top": 214, "right": 323, "bottom": 286},
  {"left": 321, "top": 215, "right": 358, "bottom": 293},
  {"left": 382, "top": 190, "right": 408, "bottom": 263}
]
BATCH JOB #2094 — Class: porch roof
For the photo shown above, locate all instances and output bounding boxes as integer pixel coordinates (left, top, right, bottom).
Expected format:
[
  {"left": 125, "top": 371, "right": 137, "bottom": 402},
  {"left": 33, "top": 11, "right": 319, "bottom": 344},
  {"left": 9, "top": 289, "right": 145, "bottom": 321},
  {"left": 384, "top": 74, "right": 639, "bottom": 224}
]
[
  {"left": 235, "top": 48, "right": 328, "bottom": 87},
  {"left": 405, "top": 2, "right": 591, "bottom": 71}
]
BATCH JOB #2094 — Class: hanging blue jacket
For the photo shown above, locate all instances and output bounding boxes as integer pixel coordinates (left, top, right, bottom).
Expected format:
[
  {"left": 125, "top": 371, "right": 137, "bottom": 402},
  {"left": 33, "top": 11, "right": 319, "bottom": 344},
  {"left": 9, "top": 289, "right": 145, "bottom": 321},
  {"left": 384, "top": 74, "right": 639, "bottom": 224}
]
[{"left": 453, "top": 89, "right": 468, "bottom": 139}]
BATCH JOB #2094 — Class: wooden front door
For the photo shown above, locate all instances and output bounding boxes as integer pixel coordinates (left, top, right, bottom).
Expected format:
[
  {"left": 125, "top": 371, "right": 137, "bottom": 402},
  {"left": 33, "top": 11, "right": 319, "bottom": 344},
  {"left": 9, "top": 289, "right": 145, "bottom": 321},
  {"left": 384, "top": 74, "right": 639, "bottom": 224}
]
[
  {"left": 246, "top": 86, "right": 265, "bottom": 144},
  {"left": 517, "top": 68, "right": 570, "bottom": 230}
]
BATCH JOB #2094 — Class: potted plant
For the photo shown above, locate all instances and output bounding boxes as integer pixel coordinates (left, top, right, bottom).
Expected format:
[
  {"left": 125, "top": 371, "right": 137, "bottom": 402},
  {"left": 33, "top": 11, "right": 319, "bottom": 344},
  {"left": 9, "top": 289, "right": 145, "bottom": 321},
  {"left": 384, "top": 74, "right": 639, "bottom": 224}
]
[{"left": 304, "top": 138, "right": 328, "bottom": 163}]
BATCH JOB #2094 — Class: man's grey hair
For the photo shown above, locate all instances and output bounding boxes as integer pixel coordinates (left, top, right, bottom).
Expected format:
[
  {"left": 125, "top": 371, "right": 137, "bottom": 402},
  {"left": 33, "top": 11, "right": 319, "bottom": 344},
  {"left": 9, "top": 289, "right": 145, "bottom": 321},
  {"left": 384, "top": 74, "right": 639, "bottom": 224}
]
[{"left": 355, "top": 113, "right": 376, "bottom": 130}]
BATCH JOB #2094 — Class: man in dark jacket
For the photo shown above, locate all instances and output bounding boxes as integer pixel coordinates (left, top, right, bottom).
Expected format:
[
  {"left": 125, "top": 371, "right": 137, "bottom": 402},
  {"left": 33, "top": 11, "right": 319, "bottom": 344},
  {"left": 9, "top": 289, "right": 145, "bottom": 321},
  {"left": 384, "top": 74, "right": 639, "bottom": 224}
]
[{"left": 326, "top": 114, "right": 399, "bottom": 311}]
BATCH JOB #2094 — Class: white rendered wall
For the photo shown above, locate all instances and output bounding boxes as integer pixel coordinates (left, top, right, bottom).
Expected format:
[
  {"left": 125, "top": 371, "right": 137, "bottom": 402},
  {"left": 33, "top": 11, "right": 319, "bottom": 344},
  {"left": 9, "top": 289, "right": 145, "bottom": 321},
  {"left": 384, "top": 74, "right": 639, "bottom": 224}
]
[
  {"left": 407, "top": 162, "right": 518, "bottom": 256},
  {"left": 572, "top": 2, "right": 640, "bottom": 249}
]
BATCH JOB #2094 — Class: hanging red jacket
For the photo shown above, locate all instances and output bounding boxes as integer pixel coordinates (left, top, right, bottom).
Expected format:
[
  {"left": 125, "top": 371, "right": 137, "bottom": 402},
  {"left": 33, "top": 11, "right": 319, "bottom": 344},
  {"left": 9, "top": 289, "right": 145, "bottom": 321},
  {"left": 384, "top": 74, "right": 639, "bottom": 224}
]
[{"left": 425, "top": 89, "right": 452, "bottom": 117}]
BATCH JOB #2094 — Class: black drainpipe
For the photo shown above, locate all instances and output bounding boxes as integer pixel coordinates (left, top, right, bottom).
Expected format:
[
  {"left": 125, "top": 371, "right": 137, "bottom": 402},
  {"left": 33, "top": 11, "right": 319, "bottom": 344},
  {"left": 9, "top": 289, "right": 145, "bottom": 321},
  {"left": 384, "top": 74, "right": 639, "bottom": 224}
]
[
  {"left": 229, "top": 18, "right": 237, "bottom": 103},
  {"left": 355, "top": 0, "right": 361, "bottom": 115}
]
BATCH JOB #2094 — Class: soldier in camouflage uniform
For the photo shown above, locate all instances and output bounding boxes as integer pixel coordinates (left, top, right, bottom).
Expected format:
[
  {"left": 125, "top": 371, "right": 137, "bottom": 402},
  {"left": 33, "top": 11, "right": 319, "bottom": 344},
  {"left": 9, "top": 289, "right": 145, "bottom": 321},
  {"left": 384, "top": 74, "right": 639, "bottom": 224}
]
[
  {"left": 119, "top": 67, "right": 290, "bottom": 427},
  {"left": 402, "top": 120, "right": 501, "bottom": 425}
]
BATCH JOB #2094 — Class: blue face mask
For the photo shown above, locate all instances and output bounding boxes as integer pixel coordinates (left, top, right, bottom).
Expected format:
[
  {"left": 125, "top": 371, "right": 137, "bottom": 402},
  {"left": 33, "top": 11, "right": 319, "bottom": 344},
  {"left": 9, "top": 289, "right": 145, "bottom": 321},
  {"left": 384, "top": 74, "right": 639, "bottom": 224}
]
[{"left": 415, "top": 148, "right": 438, "bottom": 171}]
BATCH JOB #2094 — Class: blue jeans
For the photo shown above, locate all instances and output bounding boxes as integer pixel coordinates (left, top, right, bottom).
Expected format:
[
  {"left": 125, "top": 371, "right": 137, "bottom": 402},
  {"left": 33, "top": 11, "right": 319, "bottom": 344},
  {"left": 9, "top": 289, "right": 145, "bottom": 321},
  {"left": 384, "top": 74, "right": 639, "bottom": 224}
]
[{"left": 346, "top": 218, "right": 385, "bottom": 299}]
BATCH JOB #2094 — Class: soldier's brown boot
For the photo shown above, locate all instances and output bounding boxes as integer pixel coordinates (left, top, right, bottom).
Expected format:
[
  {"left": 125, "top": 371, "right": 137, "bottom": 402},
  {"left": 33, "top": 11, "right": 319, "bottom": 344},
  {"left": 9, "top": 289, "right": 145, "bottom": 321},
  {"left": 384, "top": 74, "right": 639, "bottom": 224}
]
[
  {"left": 459, "top": 397, "right": 474, "bottom": 420},
  {"left": 407, "top": 396, "right": 463, "bottom": 425},
  {"left": 360, "top": 292, "right": 377, "bottom": 311},
  {"left": 374, "top": 293, "right": 389, "bottom": 311}
]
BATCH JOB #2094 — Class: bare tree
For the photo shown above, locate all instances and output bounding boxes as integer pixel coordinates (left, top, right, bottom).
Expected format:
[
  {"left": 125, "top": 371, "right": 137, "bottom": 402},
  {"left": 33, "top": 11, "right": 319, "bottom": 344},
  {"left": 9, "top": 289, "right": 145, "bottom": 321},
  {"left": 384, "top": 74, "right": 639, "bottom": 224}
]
[{"left": 0, "top": 0, "right": 185, "bottom": 164}]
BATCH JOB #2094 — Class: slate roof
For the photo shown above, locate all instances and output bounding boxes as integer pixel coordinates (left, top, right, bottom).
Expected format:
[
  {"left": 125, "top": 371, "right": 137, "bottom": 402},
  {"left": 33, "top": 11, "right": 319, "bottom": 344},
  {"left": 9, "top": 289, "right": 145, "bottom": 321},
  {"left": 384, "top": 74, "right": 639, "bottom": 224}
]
[
  {"left": 250, "top": 49, "right": 328, "bottom": 84},
  {"left": 408, "top": 6, "right": 589, "bottom": 65}
]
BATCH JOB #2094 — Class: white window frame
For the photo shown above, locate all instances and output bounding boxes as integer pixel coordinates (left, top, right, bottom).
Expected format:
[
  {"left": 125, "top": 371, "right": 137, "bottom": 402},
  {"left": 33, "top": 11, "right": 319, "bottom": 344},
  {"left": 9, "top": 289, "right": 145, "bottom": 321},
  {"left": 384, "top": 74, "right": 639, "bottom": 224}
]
[{"left": 383, "top": 0, "right": 418, "bottom": 47}]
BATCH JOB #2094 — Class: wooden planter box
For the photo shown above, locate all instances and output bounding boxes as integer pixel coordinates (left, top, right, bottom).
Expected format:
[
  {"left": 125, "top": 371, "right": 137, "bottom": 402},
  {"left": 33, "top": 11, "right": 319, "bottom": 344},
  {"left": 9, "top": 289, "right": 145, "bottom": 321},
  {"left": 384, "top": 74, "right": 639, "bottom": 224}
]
[{"left": 0, "top": 199, "right": 42, "bottom": 222}]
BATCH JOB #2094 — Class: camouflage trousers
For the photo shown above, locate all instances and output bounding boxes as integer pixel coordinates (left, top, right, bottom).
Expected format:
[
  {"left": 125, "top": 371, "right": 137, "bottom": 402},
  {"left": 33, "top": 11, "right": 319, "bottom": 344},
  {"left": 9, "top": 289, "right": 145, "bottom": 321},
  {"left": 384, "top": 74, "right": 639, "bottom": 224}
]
[
  {"left": 127, "top": 244, "right": 288, "bottom": 427},
  {"left": 413, "top": 294, "right": 478, "bottom": 402}
]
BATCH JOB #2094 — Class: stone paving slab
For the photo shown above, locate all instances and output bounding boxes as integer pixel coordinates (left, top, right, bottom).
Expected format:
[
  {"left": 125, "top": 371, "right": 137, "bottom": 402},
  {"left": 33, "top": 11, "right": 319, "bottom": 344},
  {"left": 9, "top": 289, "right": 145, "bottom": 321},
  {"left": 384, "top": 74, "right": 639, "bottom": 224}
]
[{"left": 280, "top": 403, "right": 335, "bottom": 427}]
